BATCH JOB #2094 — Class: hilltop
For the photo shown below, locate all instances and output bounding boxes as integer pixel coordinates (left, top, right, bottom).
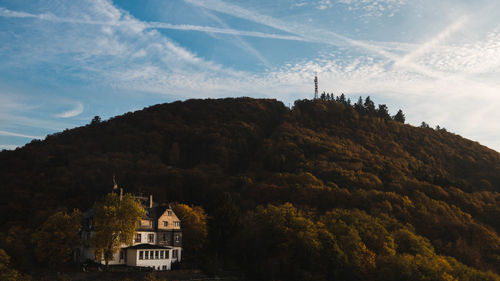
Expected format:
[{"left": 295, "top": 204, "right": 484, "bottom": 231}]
[{"left": 1, "top": 97, "right": 500, "bottom": 281}]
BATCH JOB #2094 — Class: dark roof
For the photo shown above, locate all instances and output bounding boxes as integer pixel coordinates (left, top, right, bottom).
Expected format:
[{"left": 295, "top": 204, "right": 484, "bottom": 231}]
[
  {"left": 125, "top": 243, "right": 172, "bottom": 250},
  {"left": 145, "top": 206, "right": 169, "bottom": 220}
]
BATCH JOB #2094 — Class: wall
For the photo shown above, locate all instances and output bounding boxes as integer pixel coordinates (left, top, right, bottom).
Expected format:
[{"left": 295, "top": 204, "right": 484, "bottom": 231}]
[
  {"left": 157, "top": 208, "right": 181, "bottom": 231},
  {"left": 171, "top": 246, "right": 182, "bottom": 262},
  {"left": 134, "top": 249, "right": 172, "bottom": 270},
  {"left": 126, "top": 249, "right": 138, "bottom": 266},
  {"left": 134, "top": 231, "right": 157, "bottom": 245}
]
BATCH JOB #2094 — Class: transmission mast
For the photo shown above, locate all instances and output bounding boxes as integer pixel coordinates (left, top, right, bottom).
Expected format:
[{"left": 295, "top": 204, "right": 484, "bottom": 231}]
[{"left": 314, "top": 72, "right": 318, "bottom": 99}]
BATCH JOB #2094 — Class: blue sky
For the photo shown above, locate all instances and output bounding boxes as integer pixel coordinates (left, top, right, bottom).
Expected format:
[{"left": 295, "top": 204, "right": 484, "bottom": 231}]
[{"left": 1, "top": 0, "right": 500, "bottom": 152}]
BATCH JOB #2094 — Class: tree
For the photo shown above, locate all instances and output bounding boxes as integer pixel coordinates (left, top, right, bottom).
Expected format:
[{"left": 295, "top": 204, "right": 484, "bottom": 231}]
[
  {"left": 393, "top": 109, "right": 405, "bottom": 123},
  {"left": 90, "top": 115, "right": 101, "bottom": 125},
  {"left": 209, "top": 192, "right": 241, "bottom": 254},
  {"left": 377, "top": 104, "right": 391, "bottom": 120},
  {"left": 337, "top": 93, "right": 346, "bottom": 104},
  {"left": 354, "top": 96, "right": 364, "bottom": 112},
  {"left": 92, "top": 193, "right": 145, "bottom": 266},
  {"left": 31, "top": 209, "right": 82, "bottom": 267},
  {"left": 364, "top": 96, "right": 376, "bottom": 113},
  {"left": 238, "top": 203, "right": 322, "bottom": 281},
  {"left": 0, "top": 249, "right": 30, "bottom": 281},
  {"left": 172, "top": 203, "right": 208, "bottom": 253},
  {"left": 420, "top": 121, "right": 430, "bottom": 128}
]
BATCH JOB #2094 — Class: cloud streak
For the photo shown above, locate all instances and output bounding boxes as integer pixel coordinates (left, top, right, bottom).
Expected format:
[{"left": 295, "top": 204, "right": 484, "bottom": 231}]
[
  {"left": 0, "top": 130, "right": 42, "bottom": 139},
  {"left": 1, "top": 0, "right": 500, "bottom": 153},
  {"left": 0, "top": 7, "right": 304, "bottom": 42},
  {"left": 54, "top": 102, "right": 84, "bottom": 118}
]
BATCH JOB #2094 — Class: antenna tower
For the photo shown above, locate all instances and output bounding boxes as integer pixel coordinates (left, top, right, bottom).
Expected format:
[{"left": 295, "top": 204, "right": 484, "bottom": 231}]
[{"left": 314, "top": 72, "right": 318, "bottom": 99}]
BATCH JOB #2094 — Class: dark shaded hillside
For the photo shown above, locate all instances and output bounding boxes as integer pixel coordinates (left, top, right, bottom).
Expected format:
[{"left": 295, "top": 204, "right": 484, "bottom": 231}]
[{"left": 1, "top": 97, "right": 500, "bottom": 280}]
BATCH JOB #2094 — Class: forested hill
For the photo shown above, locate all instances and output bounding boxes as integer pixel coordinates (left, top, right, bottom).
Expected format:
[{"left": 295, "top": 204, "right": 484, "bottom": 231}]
[{"left": 2, "top": 97, "right": 500, "bottom": 280}]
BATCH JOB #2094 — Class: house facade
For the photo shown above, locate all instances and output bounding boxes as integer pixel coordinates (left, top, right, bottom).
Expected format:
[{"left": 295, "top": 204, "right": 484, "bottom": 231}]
[{"left": 79, "top": 195, "right": 182, "bottom": 270}]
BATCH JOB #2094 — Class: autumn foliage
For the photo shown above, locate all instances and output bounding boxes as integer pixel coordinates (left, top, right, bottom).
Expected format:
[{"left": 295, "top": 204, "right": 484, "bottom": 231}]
[{"left": 0, "top": 97, "right": 500, "bottom": 280}]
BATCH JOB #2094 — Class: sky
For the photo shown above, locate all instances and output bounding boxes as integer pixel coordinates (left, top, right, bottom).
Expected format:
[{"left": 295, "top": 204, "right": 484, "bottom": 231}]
[{"left": 1, "top": 0, "right": 500, "bottom": 152}]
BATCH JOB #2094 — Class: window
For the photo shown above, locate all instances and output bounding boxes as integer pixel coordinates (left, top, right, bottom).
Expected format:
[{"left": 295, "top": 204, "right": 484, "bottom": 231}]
[
  {"left": 139, "top": 251, "right": 143, "bottom": 260},
  {"left": 173, "top": 249, "right": 178, "bottom": 259},
  {"left": 163, "top": 221, "right": 168, "bottom": 227},
  {"left": 162, "top": 265, "right": 167, "bottom": 270},
  {"left": 167, "top": 211, "right": 172, "bottom": 216},
  {"left": 162, "top": 233, "right": 168, "bottom": 242},
  {"left": 145, "top": 251, "right": 149, "bottom": 260},
  {"left": 148, "top": 234, "right": 154, "bottom": 243},
  {"left": 174, "top": 233, "right": 180, "bottom": 243},
  {"left": 120, "top": 250, "right": 124, "bottom": 260},
  {"left": 155, "top": 251, "right": 159, "bottom": 259},
  {"left": 160, "top": 251, "right": 164, "bottom": 259},
  {"left": 150, "top": 251, "right": 154, "bottom": 259},
  {"left": 174, "top": 221, "right": 180, "bottom": 227},
  {"left": 135, "top": 233, "right": 141, "bottom": 243},
  {"left": 165, "top": 250, "right": 169, "bottom": 259}
]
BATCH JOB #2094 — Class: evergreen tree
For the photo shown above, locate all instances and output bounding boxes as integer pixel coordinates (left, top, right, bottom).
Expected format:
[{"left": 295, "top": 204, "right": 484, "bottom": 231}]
[
  {"left": 364, "top": 96, "right": 376, "bottom": 113},
  {"left": 377, "top": 104, "right": 391, "bottom": 120},
  {"left": 420, "top": 121, "right": 430, "bottom": 128},
  {"left": 337, "top": 93, "right": 346, "bottom": 104},
  {"left": 90, "top": 116, "right": 101, "bottom": 125},
  {"left": 393, "top": 109, "right": 405, "bottom": 123},
  {"left": 355, "top": 96, "right": 364, "bottom": 112}
]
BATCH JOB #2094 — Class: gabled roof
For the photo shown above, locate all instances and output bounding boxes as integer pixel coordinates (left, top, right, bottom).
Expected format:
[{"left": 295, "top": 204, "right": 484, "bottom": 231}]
[{"left": 145, "top": 206, "right": 170, "bottom": 220}]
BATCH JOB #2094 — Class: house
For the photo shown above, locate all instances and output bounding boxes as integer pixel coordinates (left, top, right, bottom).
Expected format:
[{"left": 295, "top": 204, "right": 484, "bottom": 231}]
[{"left": 79, "top": 194, "right": 182, "bottom": 270}]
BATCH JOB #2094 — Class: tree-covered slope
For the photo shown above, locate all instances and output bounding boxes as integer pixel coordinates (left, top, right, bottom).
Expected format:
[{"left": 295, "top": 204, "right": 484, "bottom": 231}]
[{"left": 1, "top": 97, "right": 500, "bottom": 280}]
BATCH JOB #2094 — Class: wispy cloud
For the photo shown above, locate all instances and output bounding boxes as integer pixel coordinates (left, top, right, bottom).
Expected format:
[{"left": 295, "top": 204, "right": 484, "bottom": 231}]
[
  {"left": 0, "top": 7, "right": 304, "bottom": 42},
  {"left": 182, "top": 0, "right": 407, "bottom": 63},
  {"left": 0, "top": 130, "right": 42, "bottom": 139},
  {"left": 395, "top": 16, "right": 469, "bottom": 71},
  {"left": 333, "top": 0, "right": 408, "bottom": 17},
  {"left": 201, "top": 10, "right": 270, "bottom": 67},
  {"left": 148, "top": 22, "right": 303, "bottom": 41},
  {"left": 54, "top": 102, "right": 84, "bottom": 118},
  {"left": 1, "top": 0, "right": 500, "bottom": 152}
]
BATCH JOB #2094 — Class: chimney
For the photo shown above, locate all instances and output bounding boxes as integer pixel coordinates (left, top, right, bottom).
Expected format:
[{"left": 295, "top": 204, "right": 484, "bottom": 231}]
[
  {"left": 113, "top": 175, "right": 118, "bottom": 190},
  {"left": 149, "top": 195, "right": 153, "bottom": 208}
]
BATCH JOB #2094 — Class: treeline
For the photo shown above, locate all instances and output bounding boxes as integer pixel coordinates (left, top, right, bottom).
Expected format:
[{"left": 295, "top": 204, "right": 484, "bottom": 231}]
[
  {"left": 1, "top": 97, "right": 500, "bottom": 280},
  {"left": 318, "top": 93, "right": 405, "bottom": 123}
]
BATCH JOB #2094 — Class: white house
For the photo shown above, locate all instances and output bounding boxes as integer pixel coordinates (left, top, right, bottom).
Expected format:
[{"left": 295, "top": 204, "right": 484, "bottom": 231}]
[{"left": 79, "top": 194, "right": 182, "bottom": 270}]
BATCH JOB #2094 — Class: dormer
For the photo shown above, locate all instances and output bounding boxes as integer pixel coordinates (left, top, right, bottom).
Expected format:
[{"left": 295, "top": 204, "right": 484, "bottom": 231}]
[{"left": 139, "top": 219, "right": 154, "bottom": 229}]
